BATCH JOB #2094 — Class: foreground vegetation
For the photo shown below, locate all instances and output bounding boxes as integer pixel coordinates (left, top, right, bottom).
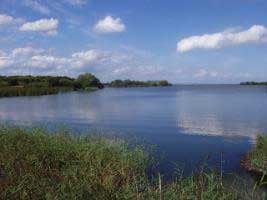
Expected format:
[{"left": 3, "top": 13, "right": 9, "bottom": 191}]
[
  {"left": 0, "top": 73, "right": 104, "bottom": 97},
  {"left": 108, "top": 79, "right": 172, "bottom": 88},
  {"left": 0, "top": 127, "right": 266, "bottom": 199},
  {"left": 240, "top": 82, "right": 267, "bottom": 86},
  {"left": 241, "top": 135, "right": 267, "bottom": 176}
]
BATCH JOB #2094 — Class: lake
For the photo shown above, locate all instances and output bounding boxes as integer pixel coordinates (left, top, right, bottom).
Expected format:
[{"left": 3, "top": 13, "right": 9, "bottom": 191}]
[{"left": 1, "top": 85, "right": 267, "bottom": 177}]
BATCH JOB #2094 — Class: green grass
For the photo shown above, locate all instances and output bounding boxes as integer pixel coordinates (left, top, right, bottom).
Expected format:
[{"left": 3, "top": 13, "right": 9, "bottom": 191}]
[
  {"left": 242, "top": 135, "right": 267, "bottom": 175},
  {"left": 0, "top": 127, "right": 266, "bottom": 199}
]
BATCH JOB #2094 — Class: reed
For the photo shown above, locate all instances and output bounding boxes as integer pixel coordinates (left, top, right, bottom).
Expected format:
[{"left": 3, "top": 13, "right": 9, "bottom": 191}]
[
  {"left": 0, "top": 86, "right": 72, "bottom": 97},
  {"left": 0, "top": 127, "right": 266, "bottom": 199}
]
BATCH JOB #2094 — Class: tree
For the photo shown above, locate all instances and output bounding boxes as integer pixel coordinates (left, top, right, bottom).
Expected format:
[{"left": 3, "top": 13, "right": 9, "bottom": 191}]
[{"left": 76, "top": 73, "right": 103, "bottom": 89}]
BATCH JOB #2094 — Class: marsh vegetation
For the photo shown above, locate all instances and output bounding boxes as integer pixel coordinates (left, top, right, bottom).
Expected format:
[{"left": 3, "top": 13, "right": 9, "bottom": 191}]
[{"left": 0, "top": 127, "right": 266, "bottom": 199}]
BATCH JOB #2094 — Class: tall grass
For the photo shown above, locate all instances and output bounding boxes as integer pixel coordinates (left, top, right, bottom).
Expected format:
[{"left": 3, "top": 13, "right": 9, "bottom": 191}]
[
  {"left": 0, "top": 86, "right": 72, "bottom": 97},
  {"left": 0, "top": 127, "right": 266, "bottom": 199},
  {"left": 241, "top": 135, "right": 267, "bottom": 176}
]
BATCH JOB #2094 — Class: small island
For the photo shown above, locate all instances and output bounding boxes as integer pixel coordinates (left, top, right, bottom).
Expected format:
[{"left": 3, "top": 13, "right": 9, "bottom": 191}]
[{"left": 107, "top": 79, "right": 172, "bottom": 88}]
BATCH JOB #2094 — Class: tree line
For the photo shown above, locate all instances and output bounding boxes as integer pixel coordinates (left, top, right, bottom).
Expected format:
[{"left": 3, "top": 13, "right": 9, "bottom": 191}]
[
  {"left": 0, "top": 73, "right": 172, "bottom": 97},
  {"left": 240, "top": 81, "right": 267, "bottom": 86},
  {"left": 0, "top": 73, "right": 103, "bottom": 97},
  {"left": 0, "top": 73, "right": 104, "bottom": 89},
  {"left": 108, "top": 79, "right": 172, "bottom": 88}
]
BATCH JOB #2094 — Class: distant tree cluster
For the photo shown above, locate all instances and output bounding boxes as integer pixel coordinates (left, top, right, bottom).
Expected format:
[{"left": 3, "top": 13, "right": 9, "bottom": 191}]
[
  {"left": 0, "top": 73, "right": 104, "bottom": 97},
  {"left": 0, "top": 73, "right": 173, "bottom": 97},
  {"left": 108, "top": 79, "right": 172, "bottom": 88},
  {"left": 0, "top": 73, "right": 104, "bottom": 89},
  {"left": 240, "top": 82, "right": 267, "bottom": 86}
]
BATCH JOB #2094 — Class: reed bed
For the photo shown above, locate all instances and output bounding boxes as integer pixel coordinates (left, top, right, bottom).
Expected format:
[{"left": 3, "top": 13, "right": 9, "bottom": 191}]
[{"left": 0, "top": 127, "right": 266, "bottom": 199}]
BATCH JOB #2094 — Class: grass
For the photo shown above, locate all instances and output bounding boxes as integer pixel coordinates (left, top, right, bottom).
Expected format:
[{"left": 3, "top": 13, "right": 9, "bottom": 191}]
[
  {"left": 241, "top": 135, "right": 267, "bottom": 175},
  {"left": 0, "top": 127, "right": 266, "bottom": 199},
  {"left": 0, "top": 86, "right": 73, "bottom": 97},
  {"left": 0, "top": 86, "right": 100, "bottom": 97}
]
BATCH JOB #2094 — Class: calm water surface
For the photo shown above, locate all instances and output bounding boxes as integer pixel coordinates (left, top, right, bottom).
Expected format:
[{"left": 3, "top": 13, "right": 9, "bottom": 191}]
[{"left": 1, "top": 85, "right": 267, "bottom": 176}]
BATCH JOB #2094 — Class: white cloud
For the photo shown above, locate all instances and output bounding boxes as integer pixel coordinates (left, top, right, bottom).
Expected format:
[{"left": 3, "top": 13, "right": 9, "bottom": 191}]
[
  {"left": 194, "top": 69, "right": 208, "bottom": 78},
  {"left": 20, "top": 18, "right": 59, "bottom": 36},
  {"left": 93, "top": 16, "right": 125, "bottom": 34},
  {"left": 0, "top": 45, "right": 158, "bottom": 81},
  {"left": 0, "top": 56, "right": 11, "bottom": 69},
  {"left": 23, "top": 0, "right": 51, "bottom": 15},
  {"left": 67, "top": 0, "right": 88, "bottom": 6},
  {"left": 177, "top": 25, "right": 267, "bottom": 52},
  {"left": 11, "top": 46, "right": 44, "bottom": 57},
  {"left": 193, "top": 69, "right": 222, "bottom": 79},
  {"left": 71, "top": 50, "right": 99, "bottom": 68},
  {"left": 28, "top": 55, "right": 70, "bottom": 69},
  {"left": 0, "top": 47, "right": 105, "bottom": 74},
  {"left": 0, "top": 14, "right": 14, "bottom": 26}
]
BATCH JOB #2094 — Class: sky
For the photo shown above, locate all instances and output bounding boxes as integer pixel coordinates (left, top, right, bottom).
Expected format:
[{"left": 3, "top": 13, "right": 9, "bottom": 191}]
[{"left": 0, "top": 0, "right": 267, "bottom": 83}]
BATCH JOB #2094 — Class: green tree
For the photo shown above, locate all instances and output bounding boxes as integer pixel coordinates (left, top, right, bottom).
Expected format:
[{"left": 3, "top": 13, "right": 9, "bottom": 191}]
[
  {"left": 76, "top": 73, "right": 103, "bottom": 89},
  {"left": 158, "top": 80, "right": 170, "bottom": 86}
]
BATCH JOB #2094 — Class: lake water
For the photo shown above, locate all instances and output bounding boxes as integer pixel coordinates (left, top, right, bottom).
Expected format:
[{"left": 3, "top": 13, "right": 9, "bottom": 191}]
[{"left": 1, "top": 85, "right": 267, "bottom": 177}]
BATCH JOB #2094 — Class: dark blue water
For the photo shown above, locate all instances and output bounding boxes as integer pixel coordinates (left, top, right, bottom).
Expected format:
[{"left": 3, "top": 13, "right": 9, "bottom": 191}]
[{"left": 1, "top": 85, "right": 267, "bottom": 176}]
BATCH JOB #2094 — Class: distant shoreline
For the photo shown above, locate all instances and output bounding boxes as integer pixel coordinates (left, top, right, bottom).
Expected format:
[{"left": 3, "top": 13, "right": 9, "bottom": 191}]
[
  {"left": 0, "top": 73, "right": 103, "bottom": 98},
  {"left": 0, "top": 75, "right": 173, "bottom": 97},
  {"left": 240, "top": 81, "right": 267, "bottom": 86},
  {"left": 106, "top": 79, "right": 172, "bottom": 88}
]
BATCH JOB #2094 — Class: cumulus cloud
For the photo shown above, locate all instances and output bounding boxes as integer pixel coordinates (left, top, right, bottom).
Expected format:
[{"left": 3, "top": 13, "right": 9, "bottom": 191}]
[
  {"left": 20, "top": 18, "right": 59, "bottom": 36},
  {"left": 0, "top": 14, "right": 14, "bottom": 26},
  {"left": 0, "top": 46, "right": 115, "bottom": 75},
  {"left": 177, "top": 25, "right": 267, "bottom": 52},
  {"left": 28, "top": 55, "right": 70, "bottom": 69},
  {"left": 93, "top": 16, "right": 125, "bottom": 34},
  {"left": 0, "top": 45, "right": 161, "bottom": 81},
  {"left": 71, "top": 50, "right": 100, "bottom": 68}
]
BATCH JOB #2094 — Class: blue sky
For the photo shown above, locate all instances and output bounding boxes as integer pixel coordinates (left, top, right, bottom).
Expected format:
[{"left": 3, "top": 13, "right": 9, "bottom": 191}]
[{"left": 0, "top": 0, "right": 267, "bottom": 83}]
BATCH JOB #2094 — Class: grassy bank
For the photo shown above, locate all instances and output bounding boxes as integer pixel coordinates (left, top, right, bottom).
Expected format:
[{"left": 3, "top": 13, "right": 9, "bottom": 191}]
[
  {"left": 241, "top": 135, "right": 267, "bottom": 176},
  {"left": 0, "top": 127, "right": 265, "bottom": 199}
]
